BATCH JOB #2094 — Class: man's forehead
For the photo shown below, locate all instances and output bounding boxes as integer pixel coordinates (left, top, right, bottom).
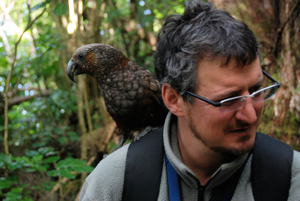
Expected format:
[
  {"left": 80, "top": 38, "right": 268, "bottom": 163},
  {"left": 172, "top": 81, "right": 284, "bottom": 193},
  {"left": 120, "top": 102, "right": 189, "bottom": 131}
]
[
  {"left": 196, "top": 57, "right": 262, "bottom": 91},
  {"left": 197, "top": 56, "right": 261, "bottom": 73},
  {"left": 198, "top": 56, "right": 260, "bottom": 69}
]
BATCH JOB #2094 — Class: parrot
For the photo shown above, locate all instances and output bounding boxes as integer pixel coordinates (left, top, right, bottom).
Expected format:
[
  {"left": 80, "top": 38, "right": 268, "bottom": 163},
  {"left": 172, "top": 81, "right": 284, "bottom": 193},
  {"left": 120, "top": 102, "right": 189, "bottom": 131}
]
[{"left": 67, "top": 43, "right": 168, "bottom": 150}]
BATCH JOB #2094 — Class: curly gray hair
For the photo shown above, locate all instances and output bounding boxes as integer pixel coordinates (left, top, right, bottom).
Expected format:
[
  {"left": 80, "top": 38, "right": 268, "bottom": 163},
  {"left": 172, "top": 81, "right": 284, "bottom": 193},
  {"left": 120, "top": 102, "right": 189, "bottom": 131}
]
[{"left": 155, "top": 0, "right": 259, "bottom": 102}]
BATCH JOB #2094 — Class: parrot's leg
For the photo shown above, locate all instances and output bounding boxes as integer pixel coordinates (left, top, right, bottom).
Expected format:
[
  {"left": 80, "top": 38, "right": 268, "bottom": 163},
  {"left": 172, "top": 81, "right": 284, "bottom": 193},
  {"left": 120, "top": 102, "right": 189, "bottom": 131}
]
[{"left": 114, "top": 128, "right": 130, "bottom": 151}]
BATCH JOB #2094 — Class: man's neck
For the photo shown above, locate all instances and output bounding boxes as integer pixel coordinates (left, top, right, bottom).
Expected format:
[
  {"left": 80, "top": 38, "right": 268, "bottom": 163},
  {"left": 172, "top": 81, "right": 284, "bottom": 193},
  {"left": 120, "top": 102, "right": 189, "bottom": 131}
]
[{"left": 177, "top": 121, "right": 234, "bottom": 185}]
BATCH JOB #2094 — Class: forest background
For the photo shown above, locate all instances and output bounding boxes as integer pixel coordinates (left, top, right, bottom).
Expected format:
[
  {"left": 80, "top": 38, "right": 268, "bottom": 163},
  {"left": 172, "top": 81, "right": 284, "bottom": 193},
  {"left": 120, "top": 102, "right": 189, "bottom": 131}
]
[{"left": 0, "top": 0, "right": 299, "bottom": 200}]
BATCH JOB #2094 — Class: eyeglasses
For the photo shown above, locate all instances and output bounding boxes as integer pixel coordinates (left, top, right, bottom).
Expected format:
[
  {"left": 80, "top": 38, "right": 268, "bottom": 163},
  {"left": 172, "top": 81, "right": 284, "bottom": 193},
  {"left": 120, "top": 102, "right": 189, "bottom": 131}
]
[{"left": 186, "top": 70, "right": 280, "bottom": 113}]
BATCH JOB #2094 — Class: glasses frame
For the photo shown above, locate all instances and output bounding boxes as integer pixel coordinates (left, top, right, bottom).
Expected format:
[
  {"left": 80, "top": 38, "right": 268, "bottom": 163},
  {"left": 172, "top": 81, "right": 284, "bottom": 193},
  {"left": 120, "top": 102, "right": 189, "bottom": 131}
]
[{"left": 186, "top": 70, "right": 281, "bottom": 110}]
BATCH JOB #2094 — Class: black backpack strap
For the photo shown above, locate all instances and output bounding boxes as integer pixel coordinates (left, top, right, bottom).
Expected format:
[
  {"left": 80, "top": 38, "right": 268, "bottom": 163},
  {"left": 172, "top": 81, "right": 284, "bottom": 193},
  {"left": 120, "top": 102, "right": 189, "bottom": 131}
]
[
  {"left": 252, "top": 132, "right": 293, "bottom": 201},
  {"left": 122, "top": 127, "right": 164, "bottom": 201},
  {"left": 122, "top": 129, "right": 294, "bottom": 201}
]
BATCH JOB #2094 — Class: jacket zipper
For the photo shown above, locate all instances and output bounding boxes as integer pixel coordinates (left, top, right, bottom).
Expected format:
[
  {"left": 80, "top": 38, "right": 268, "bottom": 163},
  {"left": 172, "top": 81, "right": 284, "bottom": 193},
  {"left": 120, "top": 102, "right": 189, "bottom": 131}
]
[{"left": 198, "top": 180, "right": 205, "bottom": 201}]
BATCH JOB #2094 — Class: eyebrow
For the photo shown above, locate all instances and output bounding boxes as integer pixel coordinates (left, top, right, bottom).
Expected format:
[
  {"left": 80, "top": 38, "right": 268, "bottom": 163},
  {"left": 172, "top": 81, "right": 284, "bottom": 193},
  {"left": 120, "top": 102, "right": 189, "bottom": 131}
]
[
  {"left": 213, "top": 75, "right": 265, "bottom": 101},
  {"left": 213, "top": 90, "right": 241, "bottom": 101}
]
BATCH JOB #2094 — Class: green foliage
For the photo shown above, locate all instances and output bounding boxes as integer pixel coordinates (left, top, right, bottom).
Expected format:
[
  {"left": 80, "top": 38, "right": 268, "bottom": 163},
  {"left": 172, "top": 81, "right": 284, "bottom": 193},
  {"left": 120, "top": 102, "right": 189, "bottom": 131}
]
[
  {"left": 0, "top": 176, "right": 17, "bottom": 190},
  {"left": 2, "top": 186, "right": 33, "bottom": 201},
  {"left": 0, "top": 0, "right": 92, "bottom": 199},
  {"left": 0, "top": 150, "right": 93, "bottom": 200},
  {"left": 48, "top": 158, "right": 94, "bottom": 179},
  {"left": 6, "top": 88, "right": 77, "bottom": 153},
  {"left": 53, "top": 3, "right": 68, "bottom": 16},
  {"left": 259, "top": 97, "right": 300, "bottom": 140},
  {"left": 31, "top": 0, "right": 52, "bottom": 12},
  {"left": 296, "top": 84, "right": 300, "bottom": 94}
]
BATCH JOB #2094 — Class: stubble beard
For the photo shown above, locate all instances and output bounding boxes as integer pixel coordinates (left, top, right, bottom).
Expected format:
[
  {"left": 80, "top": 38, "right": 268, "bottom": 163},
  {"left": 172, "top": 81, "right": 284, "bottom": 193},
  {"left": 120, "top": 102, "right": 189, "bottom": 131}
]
[{"left": 189, "top": 120, "right": 254, "bottom": 158}]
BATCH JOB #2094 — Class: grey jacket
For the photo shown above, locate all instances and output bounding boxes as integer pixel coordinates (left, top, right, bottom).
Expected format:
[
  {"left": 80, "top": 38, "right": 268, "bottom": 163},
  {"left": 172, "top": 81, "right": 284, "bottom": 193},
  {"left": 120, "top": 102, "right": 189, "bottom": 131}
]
[{"left": 80, "top": 112, "right": 300, "bottom": 201}]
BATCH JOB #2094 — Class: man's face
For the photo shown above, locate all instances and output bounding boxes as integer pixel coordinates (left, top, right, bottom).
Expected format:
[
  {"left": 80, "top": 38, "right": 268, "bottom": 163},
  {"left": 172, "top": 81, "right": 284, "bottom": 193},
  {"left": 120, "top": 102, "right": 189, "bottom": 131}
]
[{"left": 182, "top": 57, "right": 263, "bottom": 156}]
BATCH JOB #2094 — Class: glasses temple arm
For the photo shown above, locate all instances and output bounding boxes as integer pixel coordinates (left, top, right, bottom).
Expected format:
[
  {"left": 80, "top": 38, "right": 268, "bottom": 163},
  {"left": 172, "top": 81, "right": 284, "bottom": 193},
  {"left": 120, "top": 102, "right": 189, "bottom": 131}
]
[
  {"left": 186, "top": 91, "right": 221, "bottom": 107},
  {"left": 262, "top": 70, "right": 281, "bottom": 87}
]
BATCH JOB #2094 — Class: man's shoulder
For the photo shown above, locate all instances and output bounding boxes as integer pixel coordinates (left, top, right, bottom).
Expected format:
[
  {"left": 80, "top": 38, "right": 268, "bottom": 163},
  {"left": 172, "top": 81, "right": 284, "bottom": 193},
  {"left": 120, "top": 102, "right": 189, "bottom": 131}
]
[
  {"left": 293, "top": 149, "right": 300, "bottom": 158},
  {"left": 288, "top": 150, "right": 300, "bottom": 200},
  {"left": 292, "top": 150, "right": 300, "bottom": 169},
  {"left": 80, "top": 144, "right": 129, "bottom": 201},
  {"left": 93, "top": 143, "right": 129, "bottom": 177}
]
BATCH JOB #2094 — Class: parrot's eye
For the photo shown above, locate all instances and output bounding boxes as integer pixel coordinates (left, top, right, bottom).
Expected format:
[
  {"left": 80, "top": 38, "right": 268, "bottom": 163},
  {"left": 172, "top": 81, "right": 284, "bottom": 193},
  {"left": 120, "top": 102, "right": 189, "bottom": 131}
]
[{"left": 78, "top": 53, "right": 84, "bottom": 59}]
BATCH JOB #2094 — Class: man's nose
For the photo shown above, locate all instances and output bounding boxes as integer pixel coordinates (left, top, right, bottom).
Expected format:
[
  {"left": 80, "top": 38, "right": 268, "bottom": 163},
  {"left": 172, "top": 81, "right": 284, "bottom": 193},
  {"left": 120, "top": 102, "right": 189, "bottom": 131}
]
[{"left": 235, "top": 97, "right": 258, "bottom": 124}]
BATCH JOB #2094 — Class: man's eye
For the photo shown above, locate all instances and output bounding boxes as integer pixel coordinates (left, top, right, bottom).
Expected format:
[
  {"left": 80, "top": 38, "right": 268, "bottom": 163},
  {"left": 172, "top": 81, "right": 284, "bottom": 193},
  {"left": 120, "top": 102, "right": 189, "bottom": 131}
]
[
  {"left": 217, "top": 97, "right": 233, "bottom": 103},
  {"left": 213, "top": 98, "right": 225, "bottom": 103},
  {"left": 221, "top": 99, "right": 236, "bottom": 106},
  {"left": 251, "top": 85, "right": 263, "bottom": 93},
  {"left": 216, "top": 95, "right": 236, "bottom": 103}
]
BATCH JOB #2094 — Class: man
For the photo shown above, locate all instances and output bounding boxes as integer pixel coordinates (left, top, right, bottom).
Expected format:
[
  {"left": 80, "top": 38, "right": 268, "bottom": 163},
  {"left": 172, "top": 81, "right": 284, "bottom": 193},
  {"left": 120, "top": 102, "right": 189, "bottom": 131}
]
[{"left": 80, "top": 1, "right": 300, "bottom": 200}]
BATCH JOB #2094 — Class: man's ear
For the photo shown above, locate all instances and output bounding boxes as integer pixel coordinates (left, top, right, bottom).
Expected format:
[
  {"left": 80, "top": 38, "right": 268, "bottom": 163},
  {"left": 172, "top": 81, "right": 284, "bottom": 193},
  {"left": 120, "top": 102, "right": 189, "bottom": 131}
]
[{"left": 162, "top": 84, "right": 184, "bottom": 117}]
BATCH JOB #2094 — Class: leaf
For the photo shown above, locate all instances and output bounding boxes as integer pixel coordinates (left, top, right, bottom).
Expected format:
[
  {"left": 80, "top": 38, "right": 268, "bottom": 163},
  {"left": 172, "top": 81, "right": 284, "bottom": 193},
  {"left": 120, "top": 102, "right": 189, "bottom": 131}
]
[
  {"left": 32, "top": 186, "right": 42, "bottom": 190},
  {"left": 0, "top": 153, "right": 12, "bottom": 165},
  {"left": 42, "top": 181, "right": 56, "bottom": 191},
  {"left": 39, "top": 165, "right": 48, "bottom": 172},
  {"left": 0, "top": 177, "right": 17, "bottom": 190},
  {"left": 32, "top": 155, "right": 43, "bottom": 161},
  {"left": 67, "top": 131, "right": 80, "bottom": 142},
  {"left": 56, "top": 158, "right": 85, "bottom": 169},
  {"left": 32, "top": 141, "right": 47, "bottom": 148},
  {"left": 38, "top": 147, "right": 54, "bottom": 155},
  {"left": 53, "top": 3, "right": 68, "bottom": 16},
  {"left": 47, "top": 170, "right": 59, "bottom": 177},
  {"left": 60, "top": 169, "right": 76, "bottom": 179},
  {"left": 25, "top": 150, "right": 40, "bottom": 157},
  {"left": 23, "top": 197, "right": 33, "bottom": 201},
  {"left": 45, "top": 151, "right": 59, "bottom": 156},
  {"left": 25, "top": 168, "right": 36, "bottom": 172},
  {"left": 3, "top": 187, "right": 23, "bottom": 200},
  {"left": 44, "top": 156, "right": 60, "bottom": 163},
  {"left": 31, "top": 0, "right": 52, "bottom": 11},
  {"left": 0, "top": 180, "right": 11, "bottom": 189},
  {"left": 58, "top": 136, "right": 66, "bottom": 145},
  {"left": 72, "top": 165, "right": 94, "bottom": 173}
]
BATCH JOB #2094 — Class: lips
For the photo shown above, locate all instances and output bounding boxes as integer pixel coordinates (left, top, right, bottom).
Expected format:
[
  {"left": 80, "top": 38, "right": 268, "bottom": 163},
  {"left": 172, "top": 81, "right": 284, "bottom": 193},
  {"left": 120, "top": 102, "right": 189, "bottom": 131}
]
[
  {"left": 231, "top": 127, "right": 249, "bottom": 132},
  {"left": 228, "top": 126, "right": 251, "bottom": 134}
]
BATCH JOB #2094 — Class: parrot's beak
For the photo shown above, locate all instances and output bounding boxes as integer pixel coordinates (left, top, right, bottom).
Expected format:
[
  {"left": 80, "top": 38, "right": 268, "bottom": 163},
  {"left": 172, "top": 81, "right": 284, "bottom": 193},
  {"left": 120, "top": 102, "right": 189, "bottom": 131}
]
[{"left": 67, "top": 59, "right": 83, "bottom": 83}]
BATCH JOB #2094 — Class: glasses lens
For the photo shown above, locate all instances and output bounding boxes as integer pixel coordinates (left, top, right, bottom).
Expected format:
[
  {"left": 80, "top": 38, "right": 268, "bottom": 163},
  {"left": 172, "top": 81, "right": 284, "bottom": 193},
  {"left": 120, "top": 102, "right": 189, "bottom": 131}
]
[
  {"left": 220, "top": 97, "right": 245, "bottom": 112},
  {"left": 220, "top": 85, "right": 278, "bottom": 112},
  {"left": 263, "top": 85, "right": 278, "bottom": 100},
  {"left": 253, "top": 85, "right": 278, "bottom": 102}
]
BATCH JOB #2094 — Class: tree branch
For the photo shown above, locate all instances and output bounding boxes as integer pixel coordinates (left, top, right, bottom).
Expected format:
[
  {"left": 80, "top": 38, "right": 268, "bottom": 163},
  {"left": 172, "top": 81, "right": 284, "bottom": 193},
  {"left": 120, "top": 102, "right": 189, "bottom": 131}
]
[
  {"left": 3, "top": 6, "right": 46, "bottom": 156},
  {"left": 273, "top": 1, "right": 300, "bottom": 54}
]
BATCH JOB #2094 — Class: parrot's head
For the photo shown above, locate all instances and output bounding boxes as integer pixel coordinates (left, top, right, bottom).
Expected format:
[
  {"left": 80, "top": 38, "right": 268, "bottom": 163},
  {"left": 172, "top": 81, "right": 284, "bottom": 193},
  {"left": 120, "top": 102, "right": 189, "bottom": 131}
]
[{"left": 67, "top": 43, "right": 128, "bottom": 82}]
